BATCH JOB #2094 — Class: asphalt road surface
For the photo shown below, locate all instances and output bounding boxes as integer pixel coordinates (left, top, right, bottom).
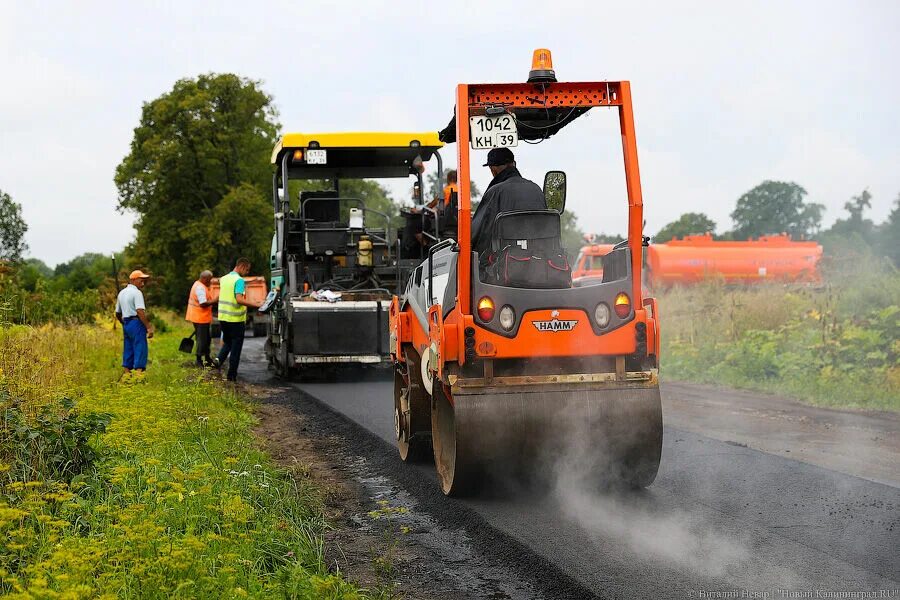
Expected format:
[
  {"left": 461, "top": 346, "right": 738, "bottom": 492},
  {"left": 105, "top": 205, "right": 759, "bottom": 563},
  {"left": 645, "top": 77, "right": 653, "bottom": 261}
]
[{"left": 244, "top": 340, "right": 900, "bottom": 598}]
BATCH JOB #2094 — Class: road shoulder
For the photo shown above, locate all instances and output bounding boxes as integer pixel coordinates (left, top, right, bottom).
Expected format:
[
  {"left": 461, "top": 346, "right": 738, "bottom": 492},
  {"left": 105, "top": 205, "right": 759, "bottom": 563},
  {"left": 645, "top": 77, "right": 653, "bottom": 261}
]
[{"left": 662, "top": 380, "right": 900, "bottom": 487}]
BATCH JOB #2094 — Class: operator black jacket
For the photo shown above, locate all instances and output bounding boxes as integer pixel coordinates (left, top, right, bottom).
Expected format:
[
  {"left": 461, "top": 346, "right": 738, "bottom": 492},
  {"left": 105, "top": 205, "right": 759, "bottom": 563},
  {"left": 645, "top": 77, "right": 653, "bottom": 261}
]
[{"left": 470, "top": 166, "right": 546, "bottom": 257}]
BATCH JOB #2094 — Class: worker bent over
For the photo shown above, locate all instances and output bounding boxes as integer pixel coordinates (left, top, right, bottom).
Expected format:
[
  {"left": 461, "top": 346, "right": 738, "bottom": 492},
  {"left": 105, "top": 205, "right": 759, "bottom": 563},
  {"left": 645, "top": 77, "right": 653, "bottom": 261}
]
[
  {"left": 186, "top": 270, "right": 215, "bottom": 367},
  {"left": 115, "top": 270, "right": 154, "bottom": 380},
  {"left": 216, "top": 258, "right": 262, "bottom": 382}
]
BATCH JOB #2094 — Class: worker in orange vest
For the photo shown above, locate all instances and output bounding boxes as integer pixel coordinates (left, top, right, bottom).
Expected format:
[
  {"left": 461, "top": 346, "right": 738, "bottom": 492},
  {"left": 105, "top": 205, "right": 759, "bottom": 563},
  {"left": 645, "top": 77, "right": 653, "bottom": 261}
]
[
  {"left": 436, "top": 169, "right": 458, "bottom": 240},
  {"left": 185, "top": 270, "right": 216, "bottom": 367}
]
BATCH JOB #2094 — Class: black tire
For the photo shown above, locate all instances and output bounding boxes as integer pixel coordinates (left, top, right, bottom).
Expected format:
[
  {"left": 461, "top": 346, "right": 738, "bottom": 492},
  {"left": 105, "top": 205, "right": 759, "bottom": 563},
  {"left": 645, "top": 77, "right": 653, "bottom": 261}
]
[
  {"left": 393, "top": 348, "right": 432, "bottom": 463},
  {"left": 431, "top": 383, "right": 482, "bottom": 496}
]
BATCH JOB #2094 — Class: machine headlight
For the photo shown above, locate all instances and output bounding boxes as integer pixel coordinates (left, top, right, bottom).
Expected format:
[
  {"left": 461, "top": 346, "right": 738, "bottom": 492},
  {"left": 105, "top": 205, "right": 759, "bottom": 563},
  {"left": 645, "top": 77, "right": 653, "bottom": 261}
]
[
  {"left": 499, "top": 305, "right": 515, "bottom": 331},
  {"left": 594, "top": 303, "right": 611, "bottom": 328}
]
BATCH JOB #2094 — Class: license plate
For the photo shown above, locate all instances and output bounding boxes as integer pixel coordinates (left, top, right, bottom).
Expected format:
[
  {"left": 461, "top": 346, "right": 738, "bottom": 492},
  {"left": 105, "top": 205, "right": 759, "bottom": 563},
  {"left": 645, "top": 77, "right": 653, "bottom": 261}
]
[
  {"left": 469, "top": 114, "right": 518, "bottom": 149},
  {"left": 306, "top": 149, "right": 327, "bottom": 164}
]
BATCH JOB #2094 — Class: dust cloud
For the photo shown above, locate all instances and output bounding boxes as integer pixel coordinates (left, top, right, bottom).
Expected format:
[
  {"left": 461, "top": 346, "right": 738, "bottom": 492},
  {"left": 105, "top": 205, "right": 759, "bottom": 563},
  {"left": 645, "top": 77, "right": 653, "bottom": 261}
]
[
  {"left": 545, "top": 414, "right": 750, "bottom": 579},
  {"left": 552, "top": 466, "right": 749, "bottom": 578}
]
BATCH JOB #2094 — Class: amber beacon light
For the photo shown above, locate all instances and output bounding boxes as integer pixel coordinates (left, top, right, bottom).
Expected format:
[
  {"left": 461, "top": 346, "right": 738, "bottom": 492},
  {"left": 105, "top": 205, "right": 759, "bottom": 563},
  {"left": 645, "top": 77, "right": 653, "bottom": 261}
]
[{"left": 528, "top": 48, "right": 557, "bottom": 83}]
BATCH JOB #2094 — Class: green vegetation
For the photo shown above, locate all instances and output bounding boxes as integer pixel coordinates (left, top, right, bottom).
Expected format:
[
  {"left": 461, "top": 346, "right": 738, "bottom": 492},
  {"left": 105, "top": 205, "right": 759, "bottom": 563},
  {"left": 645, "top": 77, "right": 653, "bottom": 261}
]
[
  {"left": 0, "top": 191, "right": 28, "bottom": 263},
  {"left": 659, "top": 261, "right": 900, "bottom": 411},
  {"left": 730, "top": 180, "right": 824, "bottom": 240},
  {"left": 114, "top": 73, "right": 281, "bottom": 306},
  {"left": 654, "top": 212, "right": 716, "bottom": 243},
  {"left": 0, "top": 322, "right": 363, "bottom": 598}
]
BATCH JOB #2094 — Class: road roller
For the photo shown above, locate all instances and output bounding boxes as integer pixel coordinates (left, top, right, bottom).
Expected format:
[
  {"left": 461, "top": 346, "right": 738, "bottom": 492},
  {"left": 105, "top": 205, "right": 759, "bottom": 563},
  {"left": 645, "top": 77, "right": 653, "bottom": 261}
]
[{"left": 389, "top": 49, "right": 662, "bottom": 496}]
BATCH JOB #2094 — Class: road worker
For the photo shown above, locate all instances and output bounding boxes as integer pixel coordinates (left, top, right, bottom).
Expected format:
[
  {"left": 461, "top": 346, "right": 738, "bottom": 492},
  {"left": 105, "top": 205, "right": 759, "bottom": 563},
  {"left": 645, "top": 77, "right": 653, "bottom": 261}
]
[
  {"left": 115, "top": 270, "right": 154, "bottom": 380},
  {"left": 185, "top": 269, "right": 215, "bottom": 367},
  {"left": 470, "top": 147, "right": 546, "bottom": 257},
  {"left": 216, "top": 257, "right": 262, "bottom": 382},
  {"left": 437, "top": 169, "right": 459, "bottom": 239}
]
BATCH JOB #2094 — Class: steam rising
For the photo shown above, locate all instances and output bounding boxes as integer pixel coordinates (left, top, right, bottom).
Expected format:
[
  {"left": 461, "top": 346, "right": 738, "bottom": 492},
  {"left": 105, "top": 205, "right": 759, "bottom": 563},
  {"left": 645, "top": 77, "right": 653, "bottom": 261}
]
[
  {"left": 553, "top": 467, "right": 749, "bottom": 577},
  {"left": 547, "top": 416, "right": 750, "bottom": 579}
]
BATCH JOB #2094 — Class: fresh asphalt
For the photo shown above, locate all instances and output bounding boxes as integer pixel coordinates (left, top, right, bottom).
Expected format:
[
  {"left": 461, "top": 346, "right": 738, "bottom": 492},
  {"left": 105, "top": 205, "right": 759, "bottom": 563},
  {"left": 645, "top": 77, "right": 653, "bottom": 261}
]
[{"left": 243, "top": 339, "right": 900, "bottom": 598}]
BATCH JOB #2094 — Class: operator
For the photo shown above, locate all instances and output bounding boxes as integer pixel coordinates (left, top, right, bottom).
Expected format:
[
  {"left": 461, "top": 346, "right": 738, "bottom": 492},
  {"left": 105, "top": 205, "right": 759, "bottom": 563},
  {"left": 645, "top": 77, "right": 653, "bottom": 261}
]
[
  {"left": 216, "top": 257, "right": 262, "bottom": 382},
  {"left": 420, "top": 169, "right": 459, "bottom": 240},
  {"left": 470, "top": 147, "right": 546, "bottom": 257},
  {"left": 423, "top": 169, "right": 458, "bottom": 211},
  {"left": 185, "top": 269, "right": 216, "bottom": 368},
  {"left": 115, "top": 270, "right": 154, "bottom": 381}
]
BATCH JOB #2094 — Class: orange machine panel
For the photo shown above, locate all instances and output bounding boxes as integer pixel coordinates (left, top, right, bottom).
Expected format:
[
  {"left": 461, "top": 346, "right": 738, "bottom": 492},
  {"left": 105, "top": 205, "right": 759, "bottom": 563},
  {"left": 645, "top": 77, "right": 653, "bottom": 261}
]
[
  {"left": 647, "top": 234, "right": 822, "bottom": 287},
  {"left": 573, "top": 244, "right": 617, "bottom": 283}
]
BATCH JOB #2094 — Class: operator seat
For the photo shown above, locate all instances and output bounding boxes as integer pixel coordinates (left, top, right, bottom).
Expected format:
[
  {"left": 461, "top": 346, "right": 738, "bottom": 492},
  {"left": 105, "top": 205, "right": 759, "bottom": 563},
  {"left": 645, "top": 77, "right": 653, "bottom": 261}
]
[
  {"left": 300, "top": 190, "right": 340, "bottom": 226},
  {"left": 483, "top": 209, "right": 572, "bottom": 288}
]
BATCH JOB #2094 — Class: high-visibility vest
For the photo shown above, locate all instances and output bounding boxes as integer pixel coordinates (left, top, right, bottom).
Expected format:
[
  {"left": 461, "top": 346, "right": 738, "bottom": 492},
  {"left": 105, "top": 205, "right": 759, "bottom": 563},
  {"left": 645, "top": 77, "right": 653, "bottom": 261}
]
[
  {"left": 443, "top": 183, "right": 458, "bottom": 207},
  {"left": 185, "top": 281, "right": 213, "bottom": 324},
  {"left": 218, "top": 272, "right": 247, "bottom": 323}
]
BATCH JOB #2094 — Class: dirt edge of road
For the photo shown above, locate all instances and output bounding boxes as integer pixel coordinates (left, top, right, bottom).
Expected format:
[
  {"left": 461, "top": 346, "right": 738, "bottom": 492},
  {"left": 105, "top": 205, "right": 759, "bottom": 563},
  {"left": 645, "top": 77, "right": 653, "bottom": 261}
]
[{"left": 248, "top": 382, "right": 600, "bottom": 600}]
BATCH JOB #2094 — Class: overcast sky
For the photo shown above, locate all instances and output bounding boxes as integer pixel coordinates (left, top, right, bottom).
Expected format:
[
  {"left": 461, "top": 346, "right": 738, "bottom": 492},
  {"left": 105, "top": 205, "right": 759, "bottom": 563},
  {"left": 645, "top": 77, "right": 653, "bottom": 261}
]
[{"left": 2, "top": 1, "right": 898, "bottom": 266}]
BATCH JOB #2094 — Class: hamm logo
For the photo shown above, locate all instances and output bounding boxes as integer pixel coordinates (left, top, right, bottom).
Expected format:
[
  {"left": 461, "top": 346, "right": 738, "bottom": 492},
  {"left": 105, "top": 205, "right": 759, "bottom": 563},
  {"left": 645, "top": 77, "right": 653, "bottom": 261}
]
[{"left": 532, "top": 319, "right": 578, "bottom": 332}]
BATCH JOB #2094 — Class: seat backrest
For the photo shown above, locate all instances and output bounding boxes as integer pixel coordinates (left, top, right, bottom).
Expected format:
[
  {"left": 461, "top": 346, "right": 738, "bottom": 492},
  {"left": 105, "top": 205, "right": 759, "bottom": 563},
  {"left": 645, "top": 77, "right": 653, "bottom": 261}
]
[
  {"left": 300, "top": 191, "right": 340, "bottom": 224},
  {"left": 491, "top": 210, "right": 562, "bottom": 254},
  {"left": 440, "top": 190, "right": 459, "bottom": 238}
]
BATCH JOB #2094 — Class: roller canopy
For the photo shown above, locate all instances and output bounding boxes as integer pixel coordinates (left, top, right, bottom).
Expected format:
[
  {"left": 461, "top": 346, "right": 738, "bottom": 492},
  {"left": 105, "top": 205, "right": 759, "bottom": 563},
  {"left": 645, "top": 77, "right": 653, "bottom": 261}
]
[
  {"left": 273, "top": 131, "right": 443, "bottom": 179},
  {"left": 438, "top": 107, "right": 591, "bottom": 144}
]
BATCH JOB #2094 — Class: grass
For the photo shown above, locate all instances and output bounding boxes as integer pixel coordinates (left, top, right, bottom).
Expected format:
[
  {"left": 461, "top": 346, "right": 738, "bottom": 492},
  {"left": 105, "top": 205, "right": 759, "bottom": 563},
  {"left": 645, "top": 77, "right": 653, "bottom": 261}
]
[
  {"left": 0, "top": 317, "right": 364, "bottom": 599},
  {"left": 656, "top": 259, "right": 900, "bottom": 412}
]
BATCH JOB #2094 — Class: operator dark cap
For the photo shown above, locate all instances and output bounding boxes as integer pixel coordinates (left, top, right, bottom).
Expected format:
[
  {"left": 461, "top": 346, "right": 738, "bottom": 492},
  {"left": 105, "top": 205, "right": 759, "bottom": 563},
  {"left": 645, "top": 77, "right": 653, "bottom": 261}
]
[{"left": 483, "top": 147, "right": 515, "bottom": 166}]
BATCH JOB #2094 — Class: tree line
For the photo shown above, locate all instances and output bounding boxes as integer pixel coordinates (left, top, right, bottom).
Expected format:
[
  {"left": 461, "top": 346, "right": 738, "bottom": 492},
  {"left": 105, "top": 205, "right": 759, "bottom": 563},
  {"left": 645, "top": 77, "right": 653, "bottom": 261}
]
[
  {"left": 1, "top": 72, "right": 897, "bottom": 312},
  {"left": 653, "top": 181, "right": 899, "bottom": 265}
]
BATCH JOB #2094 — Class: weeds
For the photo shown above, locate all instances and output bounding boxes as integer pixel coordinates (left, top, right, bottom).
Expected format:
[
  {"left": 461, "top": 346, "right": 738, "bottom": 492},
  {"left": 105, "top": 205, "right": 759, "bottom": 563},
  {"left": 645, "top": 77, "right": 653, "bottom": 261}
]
[
  {"left": 658, "top": 261, "right": 900, "bottom": 411},
  {"left": 0, "top": 323, "right": 363, "bottom": 598}
]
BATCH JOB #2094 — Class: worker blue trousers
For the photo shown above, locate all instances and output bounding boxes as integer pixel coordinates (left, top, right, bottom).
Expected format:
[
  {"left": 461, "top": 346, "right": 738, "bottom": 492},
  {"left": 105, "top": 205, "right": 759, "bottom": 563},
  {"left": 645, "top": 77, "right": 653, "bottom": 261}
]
[
  {"left": 217, "top": 321, "right": 245, "bottom": 381},
  {"left": 122, "top": 318, "right": 148, "bottom": 370}
]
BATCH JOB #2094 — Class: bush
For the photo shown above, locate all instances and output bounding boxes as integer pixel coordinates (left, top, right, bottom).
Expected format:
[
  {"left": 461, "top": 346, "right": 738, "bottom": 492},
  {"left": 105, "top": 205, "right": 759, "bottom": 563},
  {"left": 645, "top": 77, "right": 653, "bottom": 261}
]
[
  {"left": 658, "top": 263, "right": 900, "bottom": 411},
  {"left": 1, "top": 393, "right": 110, "bottom": 485},
  {"left": 0, "top": 279, "right": 104, "bottom": 326}
]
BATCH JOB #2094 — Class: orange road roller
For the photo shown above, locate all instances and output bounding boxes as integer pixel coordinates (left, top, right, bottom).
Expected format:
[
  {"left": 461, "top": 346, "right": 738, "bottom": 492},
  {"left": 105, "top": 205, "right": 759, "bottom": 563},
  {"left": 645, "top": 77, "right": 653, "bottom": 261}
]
[{"left": 390, "top": 49, "right": 662, "bottom": 496}]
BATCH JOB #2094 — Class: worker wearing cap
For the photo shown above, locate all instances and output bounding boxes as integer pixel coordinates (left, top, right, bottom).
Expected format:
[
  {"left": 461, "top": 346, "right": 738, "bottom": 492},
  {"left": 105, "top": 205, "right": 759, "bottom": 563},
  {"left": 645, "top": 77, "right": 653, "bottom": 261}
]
[
  {"left": 470, "top": 148, "right": 546, "bottom": 257},
  {"left": 115, "top": 270, "right": 154, "bottom": 379},
  {"left": 216, "top": 257, "right": 262, "bottom": 382},
  {"left": 185, "top": 270, "right": 215, "bottom": 367}
]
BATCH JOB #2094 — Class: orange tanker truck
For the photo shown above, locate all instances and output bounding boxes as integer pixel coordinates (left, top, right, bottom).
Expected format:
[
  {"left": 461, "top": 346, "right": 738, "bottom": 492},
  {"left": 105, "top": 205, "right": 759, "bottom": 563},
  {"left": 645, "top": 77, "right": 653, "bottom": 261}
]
[
  {"left": 389, "top": 49, "right": 662, "bottom": 496},
  {"left": 646, "top": 233, "right": 822, "bottom": 288}
]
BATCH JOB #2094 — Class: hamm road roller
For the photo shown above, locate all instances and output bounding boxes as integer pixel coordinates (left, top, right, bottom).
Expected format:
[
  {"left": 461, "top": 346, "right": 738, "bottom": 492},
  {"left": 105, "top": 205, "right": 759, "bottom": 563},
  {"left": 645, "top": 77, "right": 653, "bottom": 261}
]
[{"left": 389, "top": 49, "right": 663, "bottom": 495}]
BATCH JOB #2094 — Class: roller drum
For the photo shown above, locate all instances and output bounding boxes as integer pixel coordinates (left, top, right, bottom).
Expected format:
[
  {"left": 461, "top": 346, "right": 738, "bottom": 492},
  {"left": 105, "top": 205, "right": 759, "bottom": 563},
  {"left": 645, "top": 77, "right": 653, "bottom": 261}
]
[{"left": 433, "top": 382, "right": 662, "bottom": 496}]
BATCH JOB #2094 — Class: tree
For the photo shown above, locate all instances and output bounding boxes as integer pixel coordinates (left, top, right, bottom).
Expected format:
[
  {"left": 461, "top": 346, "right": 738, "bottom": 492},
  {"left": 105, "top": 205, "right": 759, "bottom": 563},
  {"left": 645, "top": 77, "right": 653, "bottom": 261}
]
[
  {"left": 183, "top": 184, "right": 273, "bottom": 279},
  {"left": 587, "top": 232, "right": 625, "bottom": 244},
  {"left": 819, "top": 189, "right": 877, "bottom": 256},
  {"left": 730, "top": 181, "right": 823, "bottom": 240},
  {"left": 52, "top": 252, "right": 114, "bottom": 291},
  {"left": 877, "top": 194, "right": 900, "bottom": 266},
  {"left": 17, "top": 258, "right": 52, "bottom": 291},
  {"left": 654, "top": 212, "right": 716, "bottom": 243},
  {"left": 115, "top": 73, "right": 280, "bottom": 305},
  {"left": 560, "top": 211, "right": 586, "bottom": 261},
  {"left": 825, "top": 189, "right": 875, "bottom": 240},
  {"left": 0, "top": 189, "right": 28, "bottom": 262}
]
